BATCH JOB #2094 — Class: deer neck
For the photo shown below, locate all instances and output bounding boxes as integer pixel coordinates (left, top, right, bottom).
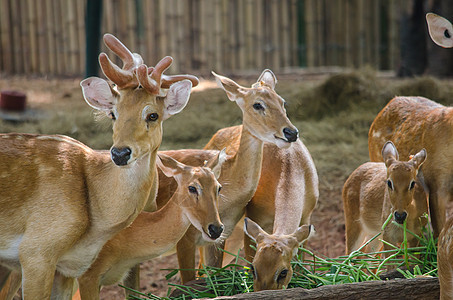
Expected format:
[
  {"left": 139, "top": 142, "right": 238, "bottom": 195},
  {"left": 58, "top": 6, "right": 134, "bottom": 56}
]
[
  {"left": 222, "top": 126, "right": 264, "bottom": 206},
  {"left": 88, "top": 149, "right": 158, "bottom": 233},
  {"left": 117, "top": 193, "right": 190, "bottom": 258}
]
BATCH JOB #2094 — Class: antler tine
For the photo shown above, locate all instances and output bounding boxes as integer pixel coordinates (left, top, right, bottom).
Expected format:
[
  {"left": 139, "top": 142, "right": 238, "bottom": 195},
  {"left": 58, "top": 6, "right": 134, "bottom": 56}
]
[
  {"left": 137, "top": 56, "right": 200, "bottom": 95},
  {"left": 136, "top": 64, "right": 160, "bottom": 95},
  {"left": 161, "top": 74, "right": 200, "bottom": 89},
  {"left": 137, "top": 57, "right": 172, "bottom": 95},
  {"left": 100, "top": 34, "right": 143, "bottom": 89},
  {"left": 103, "top": 34, "right": 143, "bottom": 70},
  {"left": 99, "top": 53, "right": 136, "bottom": 88}
]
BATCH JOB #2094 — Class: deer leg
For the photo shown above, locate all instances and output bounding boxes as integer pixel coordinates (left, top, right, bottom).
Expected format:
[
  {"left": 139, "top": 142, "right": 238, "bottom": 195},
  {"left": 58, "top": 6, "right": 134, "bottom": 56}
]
[
  {"left": 176, "top": 235, "right": 196, "bottom": 284},
  {"left": 0, "top": 270, "right": 21, "bottom": 300},
  {"left": 51, "top": 272, "right": 76, "bottom": 300},
  {"left": 202, "top": 242, "right": 225, "bottom": 269},
  {"left": 123, "top": 264, "right": 140, "bottom": 299},
  {"left": 429, "top": 189, "right": 448, "bottom": 238},
  {"left": 0, "top": 266, "right": 12, "bottom": 292}
]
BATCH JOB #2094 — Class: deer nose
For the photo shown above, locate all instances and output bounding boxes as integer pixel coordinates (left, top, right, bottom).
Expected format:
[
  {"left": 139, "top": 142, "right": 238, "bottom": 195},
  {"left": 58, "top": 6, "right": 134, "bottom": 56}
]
[
  {"left": 394, "top": 211, "right": 407, "bottom": 224},
  {"left": 111, "top": 147, "right": 132, "bottom": 166},
  {"left": 208, "top": 224, "right": 224, "bottom": 239},
  {"left": 283, "top": 127, "right": 298, "bottom": 142}
]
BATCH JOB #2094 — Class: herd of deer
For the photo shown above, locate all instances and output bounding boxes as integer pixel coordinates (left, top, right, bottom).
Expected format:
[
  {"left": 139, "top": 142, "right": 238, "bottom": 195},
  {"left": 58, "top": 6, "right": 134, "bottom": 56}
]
[{"left": 0, "top": 12, "right": 453, "bottom": 300}]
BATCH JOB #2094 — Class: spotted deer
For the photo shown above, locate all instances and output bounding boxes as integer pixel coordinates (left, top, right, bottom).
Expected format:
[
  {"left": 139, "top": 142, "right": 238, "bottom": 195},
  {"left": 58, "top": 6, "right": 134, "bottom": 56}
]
[
  {"left": 343, "top": 142, "right": 428, "bottom": 255},
  {"left": 155, "top": 70, "right": 301, "bottom": 283},
  {"left": 0, "top": 33, "right": 197, "bottom": 299}
]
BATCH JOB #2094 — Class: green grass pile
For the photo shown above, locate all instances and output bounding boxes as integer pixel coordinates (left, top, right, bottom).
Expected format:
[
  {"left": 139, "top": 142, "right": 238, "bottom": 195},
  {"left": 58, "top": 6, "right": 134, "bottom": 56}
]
[{"left": 126, "top": 215, "right": 438, "bottom": 299}]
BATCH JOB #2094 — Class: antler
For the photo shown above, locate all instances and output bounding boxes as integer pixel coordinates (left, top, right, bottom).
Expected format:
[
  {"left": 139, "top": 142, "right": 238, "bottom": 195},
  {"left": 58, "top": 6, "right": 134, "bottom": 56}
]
[
  {"left": 99, "top": 33, "right": 143, "bottom": 89},
  {"left": 136, "top": 56, "right": 200, "bottom": 95}
]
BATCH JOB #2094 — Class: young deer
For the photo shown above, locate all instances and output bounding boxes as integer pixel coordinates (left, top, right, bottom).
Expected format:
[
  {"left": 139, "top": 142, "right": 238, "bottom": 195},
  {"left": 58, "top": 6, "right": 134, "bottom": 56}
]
[
  {"left": 76, "top": 151, "right": 225, "bottom": 300},
  {"left": 0, "top": 33, "right": 197, "bottom": 299},
  {"left": 368, "top": 13, "right": 453, "bottom": 239},
  {"left": 155, "top": 70, "right": 300, "bottom": 283},
  {"left": 243, "top": 218, "right": 313, "bottom": 291},
  {"left": 343, "top": 142, "right": 428, "bottom": 254}
]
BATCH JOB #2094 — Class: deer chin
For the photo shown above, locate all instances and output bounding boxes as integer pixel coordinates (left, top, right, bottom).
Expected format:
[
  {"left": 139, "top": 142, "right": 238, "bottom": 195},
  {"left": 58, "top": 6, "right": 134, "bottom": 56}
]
[{"left": 273, "top": 135, "right": 292, "bottom": 149}]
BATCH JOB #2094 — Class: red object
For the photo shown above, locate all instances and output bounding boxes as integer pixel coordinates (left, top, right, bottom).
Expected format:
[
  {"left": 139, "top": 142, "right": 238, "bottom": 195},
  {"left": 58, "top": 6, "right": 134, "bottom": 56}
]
[{"left": 0, "top": 91, "right": 26, "bottom": 111}]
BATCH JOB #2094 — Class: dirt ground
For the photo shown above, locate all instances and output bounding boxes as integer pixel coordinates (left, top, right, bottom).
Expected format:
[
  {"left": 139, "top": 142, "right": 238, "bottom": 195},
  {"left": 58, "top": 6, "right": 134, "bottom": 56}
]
[{"left": 0, "top": 73, "right": 393, "bottom": 299}]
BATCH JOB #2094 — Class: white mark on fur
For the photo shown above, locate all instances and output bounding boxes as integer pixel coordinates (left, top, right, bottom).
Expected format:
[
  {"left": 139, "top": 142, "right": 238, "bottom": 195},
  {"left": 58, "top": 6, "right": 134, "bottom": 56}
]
[{"left": 0, "top": 235, "right": 23, "bottom": 261}]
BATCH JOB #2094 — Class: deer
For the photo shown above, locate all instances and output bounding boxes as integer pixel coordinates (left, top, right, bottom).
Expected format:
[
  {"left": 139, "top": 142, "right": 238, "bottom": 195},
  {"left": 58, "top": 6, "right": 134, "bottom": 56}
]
[
  {"left": 419, "top": 12, "right": 453, "bottom": 300},
  {"left": 154, "top": 69, "right": 301, "bottom": 284},
  {"left": 0, "top": 33, "right": 198, "bottom": 300},
  {"left": 74, "top": 151, "right": 225, "bottom": 300},
  {"left": 343, "top": 141, "right": 428, "bottom": 255},
  {"left": 243, "top": 217, "right": 313, "bottom": 291},
  {"left": 368, "top": 12, "right": 453, "bottom": 239}
]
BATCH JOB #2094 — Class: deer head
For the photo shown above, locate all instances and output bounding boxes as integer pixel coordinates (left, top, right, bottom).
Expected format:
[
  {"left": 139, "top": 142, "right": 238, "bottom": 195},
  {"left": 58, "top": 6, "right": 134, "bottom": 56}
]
[
  {"left": 157, "top": 149, "right": 227, "bottom": 241},
  {"left": 80, "top": 34, "right": 199, "bottom": 166},
  {"left": 244, "top": 218, "right": 313, "bottom": 291},
  {"left": 426, "top": 13, "right": 453, "bottom": 48},
  {"left": 382, "top": 141, "right": 427, "bottom": 224},
  {"left": 212, "top": 70, "right": 298, "bottom": 148}
]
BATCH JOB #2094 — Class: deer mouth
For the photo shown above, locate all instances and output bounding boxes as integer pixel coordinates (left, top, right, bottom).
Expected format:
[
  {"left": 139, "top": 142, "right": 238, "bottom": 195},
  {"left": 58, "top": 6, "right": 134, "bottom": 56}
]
[{"left": 273, "top": 135, "right": 293, "bottom": 148}]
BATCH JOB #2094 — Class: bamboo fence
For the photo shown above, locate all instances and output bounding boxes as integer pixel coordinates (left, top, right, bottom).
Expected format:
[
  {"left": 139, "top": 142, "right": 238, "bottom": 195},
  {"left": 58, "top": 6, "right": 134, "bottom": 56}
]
[{"left": 0, "top": 0, "right": 409, "bottom": 77}]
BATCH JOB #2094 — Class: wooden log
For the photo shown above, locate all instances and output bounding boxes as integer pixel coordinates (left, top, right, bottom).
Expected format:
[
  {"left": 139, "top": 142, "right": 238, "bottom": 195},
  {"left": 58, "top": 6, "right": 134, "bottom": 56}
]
[{"left": 199, "top": 277, "right": 440, "bottom": 300}]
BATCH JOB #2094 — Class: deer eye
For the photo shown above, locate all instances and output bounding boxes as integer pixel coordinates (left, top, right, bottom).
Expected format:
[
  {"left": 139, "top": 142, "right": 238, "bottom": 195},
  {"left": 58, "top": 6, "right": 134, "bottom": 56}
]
[
  {"left": 409, "top": 181, "right": 416, "bottom": 190},
  {"left": 218, "top": 186, "right": 222, "bottom": 194},
  {"left": 188, "top": 186, "right": 198, "bottom": 195},
  {"left": 277, "top": 269, "right": 288, "bottom": 282},
  {"left": 387, "top": 180, "right": 393, "bottom": 190},
  {"left": 108, "top": 111, "right": 116, "bottom": 120},
  {"left": 147, "top": 113, "right": 159, "bottom": 122},
  {"left": 253, "top": 103, "right": 264, "bottom": 111}
]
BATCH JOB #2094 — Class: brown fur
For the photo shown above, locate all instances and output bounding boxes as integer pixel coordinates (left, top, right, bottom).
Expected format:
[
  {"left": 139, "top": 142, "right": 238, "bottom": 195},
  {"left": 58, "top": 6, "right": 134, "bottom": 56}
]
[
  {"left": 0, "top": 34, "right": 195, "bottom": 299},
  {"left": 155, "top": 70, "right": 301, "bottom": 283},
  {"left": 344, "top": 142, "right": 428, "bottom": 255},
  {"left": 77, "top": 153, "right": 225, "bottom": 300}
]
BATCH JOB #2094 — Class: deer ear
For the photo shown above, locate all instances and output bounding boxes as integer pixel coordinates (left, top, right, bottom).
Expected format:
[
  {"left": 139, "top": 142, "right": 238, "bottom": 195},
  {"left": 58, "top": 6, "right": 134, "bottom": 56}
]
[
  {"left": 255, "top": 69, "right": 277, "bottom": 90},
  {"left": 293, "top": 225, "right": 314, "bottom": 244},
  {"left": 244, "top": 217, "right": 267, "bottom": 241},
  {"left": 426, "top": 13, "right": 453, "bottom": 48},
  {"left": 205, "top": 148, "right": 227, "bottom": 179},
  {"left": 212, "top": 71, "right": 247, "bottom": 101},
  {"left": 410, "top": 148, "right": 427, "bottom": 170},
  {"left": 382, "top": 141, "right": 399, "bottom": 168},
  {"left": 80, "top": 77, "right": 117, "bottom": 112},
  {"left": 162, "top": 80, "right": 192, "bottom": 120},
  {"left": 157, "top": 153, "right": 186, "bottom": 178}
]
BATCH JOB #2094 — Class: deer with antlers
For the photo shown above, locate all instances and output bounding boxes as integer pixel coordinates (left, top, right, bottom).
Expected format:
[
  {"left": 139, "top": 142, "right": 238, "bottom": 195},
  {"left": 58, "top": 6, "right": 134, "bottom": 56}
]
[
  {"left": 343, "top": 142, "right": 428, "bottom": 255},
  {"left": 74, "top": 151, "right": 225, "bottom": 300},
  {"left": 154, "top": 70, "right": 305, "bottom": 284},
  {"left": 0, "top": 33, "right": 198, "bottom": 299}
]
